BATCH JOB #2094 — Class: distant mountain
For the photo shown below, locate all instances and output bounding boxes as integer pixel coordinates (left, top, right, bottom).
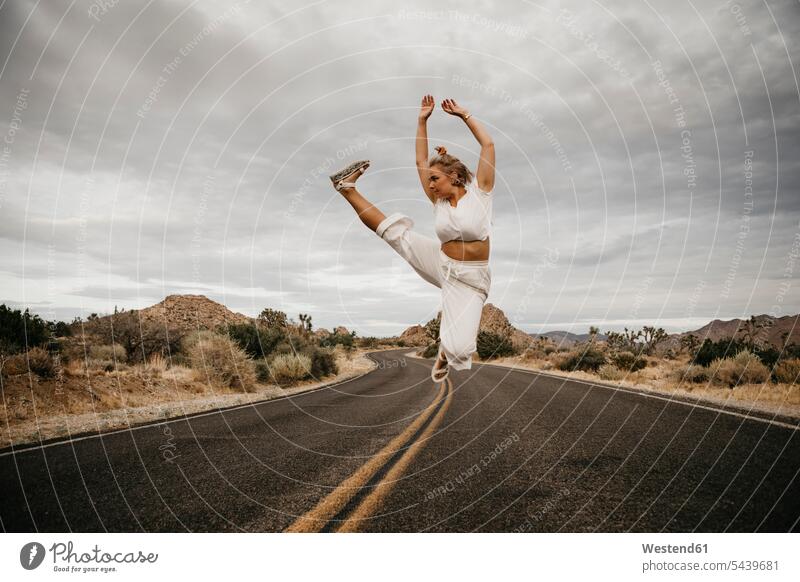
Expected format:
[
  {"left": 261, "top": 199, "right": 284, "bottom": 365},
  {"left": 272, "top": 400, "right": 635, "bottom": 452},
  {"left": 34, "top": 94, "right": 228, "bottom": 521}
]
[
  {"left": 398, "top": 308, "right": 800, "bottom": 353},
  {"left": 675, "top": 314, "right": 800, "bottom": 348},
  {"left": 529, "top": 330, "right": 608, "bottom": 348},
  {"left": 530, "top": 315, "right": 800, "bottom": 351}
]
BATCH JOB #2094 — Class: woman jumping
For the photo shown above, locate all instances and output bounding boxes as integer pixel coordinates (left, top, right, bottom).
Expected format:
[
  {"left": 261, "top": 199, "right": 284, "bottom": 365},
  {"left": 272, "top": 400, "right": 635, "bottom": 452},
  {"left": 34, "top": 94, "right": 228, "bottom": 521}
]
[{"left": 329, "top": 95, "right": 495, "bottom": 383}]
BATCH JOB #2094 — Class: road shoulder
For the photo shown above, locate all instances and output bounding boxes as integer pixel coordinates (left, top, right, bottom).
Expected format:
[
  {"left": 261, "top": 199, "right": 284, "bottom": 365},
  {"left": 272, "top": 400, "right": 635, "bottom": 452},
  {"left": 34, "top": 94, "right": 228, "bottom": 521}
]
[
  {"left": 1, "top": 349, "right": 387, "bottom": 454},
  {"left": 404, "top": 350, "right": 800, "bottom": 424}
]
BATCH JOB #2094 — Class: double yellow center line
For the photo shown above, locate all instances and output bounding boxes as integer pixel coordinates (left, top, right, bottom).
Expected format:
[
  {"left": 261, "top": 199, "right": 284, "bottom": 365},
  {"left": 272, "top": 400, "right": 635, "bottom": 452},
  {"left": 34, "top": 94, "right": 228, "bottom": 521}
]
[{"left": 285, "top": 377, "right": 453, "bottom": 533}]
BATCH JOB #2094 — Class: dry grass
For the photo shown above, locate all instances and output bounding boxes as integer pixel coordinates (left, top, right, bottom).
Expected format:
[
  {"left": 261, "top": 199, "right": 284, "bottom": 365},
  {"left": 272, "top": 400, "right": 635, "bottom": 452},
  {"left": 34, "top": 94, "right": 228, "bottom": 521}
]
[
  {"left": 267, "top": 353, "right": 312, "bottom": 385},
  {"left": 708, "top": 351, "right": 771, "bottom": 387},
  {"left": 0, "top": 347, "right": 380, "bottom": 450},
  {"left": 774, "top": 359, "right": 800, "bottom": 384},
  {"left": 598, "top": 364, "right": 625, "bottom": 381},
  {"left": 480, "top": 351, "right": 800, "bottom": 418},
  {"left": 184, "top": 331, "right": 256, "bottom": 391}
]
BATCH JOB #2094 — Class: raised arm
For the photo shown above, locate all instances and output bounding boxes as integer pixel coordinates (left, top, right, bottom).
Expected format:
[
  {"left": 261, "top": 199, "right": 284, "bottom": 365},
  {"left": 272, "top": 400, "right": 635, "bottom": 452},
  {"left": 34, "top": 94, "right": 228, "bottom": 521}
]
[
  {"left": 442, "top": 98, "right": 495, "bottom": 193},
  {"left": 416, "top": 94, "right": 436, "bottom": 203}
]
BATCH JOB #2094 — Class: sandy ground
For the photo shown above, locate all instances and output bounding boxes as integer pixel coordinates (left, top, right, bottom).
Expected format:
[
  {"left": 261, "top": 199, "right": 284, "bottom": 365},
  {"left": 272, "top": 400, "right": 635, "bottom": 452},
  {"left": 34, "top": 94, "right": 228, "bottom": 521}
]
[
  {"left": 1, "top": 349, "right": 379, "bottom": 450},
  {"left": 407, "top": 351, "right": 800, "bottom": 421}
]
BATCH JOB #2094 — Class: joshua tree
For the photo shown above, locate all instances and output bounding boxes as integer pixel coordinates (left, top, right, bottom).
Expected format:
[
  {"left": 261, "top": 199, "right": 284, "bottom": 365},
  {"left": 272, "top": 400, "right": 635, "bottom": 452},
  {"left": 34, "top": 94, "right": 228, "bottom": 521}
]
[
  {"left": 605, "top": 327, "right": 643, "bottom": 354},
  {"left": 680, "top": 333, "right": 700, "bottom": 355},
  {"left": 298, "top": 313, "right": 313, "bottom": 334},
  {"left": 641, "top": 326, "right": 668, "bottom": 355},
  {"left": 258, "top": 307, "right": 288, "bottom": 330}
]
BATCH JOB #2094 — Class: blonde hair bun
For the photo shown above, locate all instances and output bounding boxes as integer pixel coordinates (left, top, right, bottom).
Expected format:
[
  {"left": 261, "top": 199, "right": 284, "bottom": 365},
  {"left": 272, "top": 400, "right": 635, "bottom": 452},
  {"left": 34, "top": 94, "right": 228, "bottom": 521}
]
[{"left": 428, "top": 145, "right": 474, "bottom": 187}]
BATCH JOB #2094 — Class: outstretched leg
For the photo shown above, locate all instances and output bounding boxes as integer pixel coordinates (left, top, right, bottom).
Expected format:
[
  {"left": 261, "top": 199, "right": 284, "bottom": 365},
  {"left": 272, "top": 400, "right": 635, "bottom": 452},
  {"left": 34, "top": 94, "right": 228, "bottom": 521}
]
[
  {"left": 340, "top": 188, "right": 386, "bottom": 232},
  {"left": 334, "top": 166, "right": 386, "bottom": 232},
  {"left": 333, "top": 161, "right": 442, "bottom": 289}
]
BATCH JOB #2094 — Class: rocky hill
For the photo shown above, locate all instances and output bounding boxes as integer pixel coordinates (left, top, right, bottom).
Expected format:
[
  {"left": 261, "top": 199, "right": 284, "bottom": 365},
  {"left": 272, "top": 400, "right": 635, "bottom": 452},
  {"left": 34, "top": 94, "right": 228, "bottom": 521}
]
[
  {"left": 530, "top": 330, "right": 608, "bottom": 347},
  {"left": 122, "top": 294, "right": 251, "bottom": 331},
  {"left": 674, "top": 314, "right": 800, "bottom": 348},
  {"left": 400, "top": 324, "right": 429, "bottom": 346},
  {"left": 398, "top": 303, "right": 535, "bottom": 351},
  {"left": 398, "top": 306, "right": 800, "bottom": 353}
]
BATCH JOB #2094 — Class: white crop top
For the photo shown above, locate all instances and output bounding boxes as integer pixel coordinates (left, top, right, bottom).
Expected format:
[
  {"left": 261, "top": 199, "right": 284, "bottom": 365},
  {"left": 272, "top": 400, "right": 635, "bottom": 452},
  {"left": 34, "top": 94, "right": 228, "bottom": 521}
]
[{"left": 433, "top": 179, "right": 493, "bottom": 243}]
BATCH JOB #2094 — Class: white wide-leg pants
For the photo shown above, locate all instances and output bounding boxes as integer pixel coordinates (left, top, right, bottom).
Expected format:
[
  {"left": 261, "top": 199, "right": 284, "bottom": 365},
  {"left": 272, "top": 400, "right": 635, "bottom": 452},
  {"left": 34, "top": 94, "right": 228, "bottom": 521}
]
[{"left": 376, "top": 212, "right": 491, "bottom": 371}]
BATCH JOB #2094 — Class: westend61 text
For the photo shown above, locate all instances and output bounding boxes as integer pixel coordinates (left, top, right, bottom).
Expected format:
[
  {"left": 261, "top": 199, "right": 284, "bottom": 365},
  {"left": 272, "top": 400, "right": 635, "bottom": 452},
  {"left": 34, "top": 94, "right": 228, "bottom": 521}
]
[{"left": 642, "top": 543, "right": 708, "bottom": 554}]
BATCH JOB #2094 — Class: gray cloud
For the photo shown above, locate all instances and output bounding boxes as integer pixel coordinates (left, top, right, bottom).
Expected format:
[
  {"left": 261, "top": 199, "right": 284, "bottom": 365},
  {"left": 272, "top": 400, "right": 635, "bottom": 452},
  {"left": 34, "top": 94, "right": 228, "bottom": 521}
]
[{"left": 1, "top": 0, "right": 798, "bottom": 335}]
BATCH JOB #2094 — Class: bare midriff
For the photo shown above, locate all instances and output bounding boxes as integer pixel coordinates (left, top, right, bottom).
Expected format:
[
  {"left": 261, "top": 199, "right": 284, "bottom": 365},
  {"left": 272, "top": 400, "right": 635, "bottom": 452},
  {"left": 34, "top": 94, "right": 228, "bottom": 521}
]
[{"left": 441, "top": 238, "right": 490, "bottom": 262}]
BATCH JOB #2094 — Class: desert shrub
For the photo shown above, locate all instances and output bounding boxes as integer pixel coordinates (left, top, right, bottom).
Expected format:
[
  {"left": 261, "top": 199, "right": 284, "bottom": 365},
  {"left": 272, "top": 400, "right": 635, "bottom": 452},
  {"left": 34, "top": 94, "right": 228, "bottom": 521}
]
[
  {"left": 185, "top": 331, "right": 256, "bottom": 391},
  {"left": 693, "top": 337, "right": 779, "bottom": 368},
  {"left": 254, "top": 360, "right": 272, "bottom": 383},
  {"left": 272, "top": 330, "right": 315, "bottom": 355},
  {"left": 518, "top": 346, "right": 546, "bottom": 362},
  {"left": 354, "top": 336, "right": 378, "bottom": 349},
  {"left": 782, "top": 343, "right": 800, "bottom": 360},
  {"left": 773, "top": 359, "right": 800, "bottom": 384},
  {"left": 476, "top": 331, "right": 515, "bottom": 360},
  {"left": 709, "top": 350, "right": 770, "bottom": 388},
  {"left": 557, "top": 347, "right": 606, "bottom": 372},
  {"left": 181, "top": 330, "right": 218, "bottom": 351},
  {"left": 0, "top": 347, "right": 58, "bottom": 378},
  {"left": 307, "top": 347, "right": 338, "bottom": 378},
  {"left": 89, "top": 343, "right": 126, "bottom": 362},
  {"left": 147, "top": 353, "right": 168, "bottom": 373},
  {"left": 322, "top": 331, "right": 356, "bottom": 349},
  {"left": 1, "top": 354, "right": 29, "bottom": 376},
  {"left": 676, "top": 364, "right": 709, "bottom": 383},
  {"left": 23, "top": 347, "right": 57, "bottom": 377},
  {"left": 85, "top": 311, "right": 183, "bottom": 364},
  {"left": 268, "top": 353, "right": 312, "bottom": 385},
  {"left": 59, "top": 336, "right": 90, "bottom": 363},
  {"left": 598, "top": 364, "right": 625, "bottom": 381},
  {"left": 420, "top": 342, "right": 439, "bottom": 359},
  {"left": 611, "top": 351, "right": 646, "bottom": 372},
  {"left": 268, "top": 331, "right": 339, "bottom": 379},
  {"left": 225, "top": 323, "right": 284, "bottom": 358},
  {"left": 0, "top": 304, "right": 51, "bottom": 354},
  {"left": 162, "top": 365, "right": 196, "bottom": 383},
  {"left": 754, "top": 346, "right": 780, "bottom": 368},
  {"left": 395, "top": 339, "right": 407, "bottom": 347},
  {"left": 49, "top": 320, "right": 72, "bottom": 338},
  {"left": 694, "top": 338, "right": 749, "bottom": 367},
  {"left": 1, "top": 347, "right": 59, "bottom": 377}
]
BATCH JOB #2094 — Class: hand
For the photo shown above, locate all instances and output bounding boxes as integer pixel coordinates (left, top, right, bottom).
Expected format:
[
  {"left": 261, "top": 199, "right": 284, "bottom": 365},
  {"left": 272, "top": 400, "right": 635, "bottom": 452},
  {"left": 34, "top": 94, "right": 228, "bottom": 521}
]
[
  {"left": 419, "top": 94, "right": 435, "bottom": 121},
  {"left": 441, "top": 98, "right": 470, "bottom": 119}
]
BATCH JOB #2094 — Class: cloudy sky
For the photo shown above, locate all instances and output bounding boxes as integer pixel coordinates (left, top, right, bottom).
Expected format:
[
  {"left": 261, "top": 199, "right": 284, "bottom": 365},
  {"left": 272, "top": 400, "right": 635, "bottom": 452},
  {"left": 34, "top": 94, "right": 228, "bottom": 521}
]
[{"left": 1, "top": 0, "right": 798, "bottom": 336}]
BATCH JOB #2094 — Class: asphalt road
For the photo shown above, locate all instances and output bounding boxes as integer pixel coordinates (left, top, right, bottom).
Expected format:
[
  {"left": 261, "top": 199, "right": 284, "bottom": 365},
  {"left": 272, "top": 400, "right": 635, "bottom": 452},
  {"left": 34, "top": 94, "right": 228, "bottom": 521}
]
[{"left": 1, "top": 349, "right": 798, "bottom": 532}]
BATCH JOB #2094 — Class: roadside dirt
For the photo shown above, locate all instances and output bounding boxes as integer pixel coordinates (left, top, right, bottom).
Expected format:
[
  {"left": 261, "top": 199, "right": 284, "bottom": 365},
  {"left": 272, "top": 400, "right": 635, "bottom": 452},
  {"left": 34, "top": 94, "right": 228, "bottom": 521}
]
[{"left": 0, "top": 350, "right": 378, "bottom": 450}]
